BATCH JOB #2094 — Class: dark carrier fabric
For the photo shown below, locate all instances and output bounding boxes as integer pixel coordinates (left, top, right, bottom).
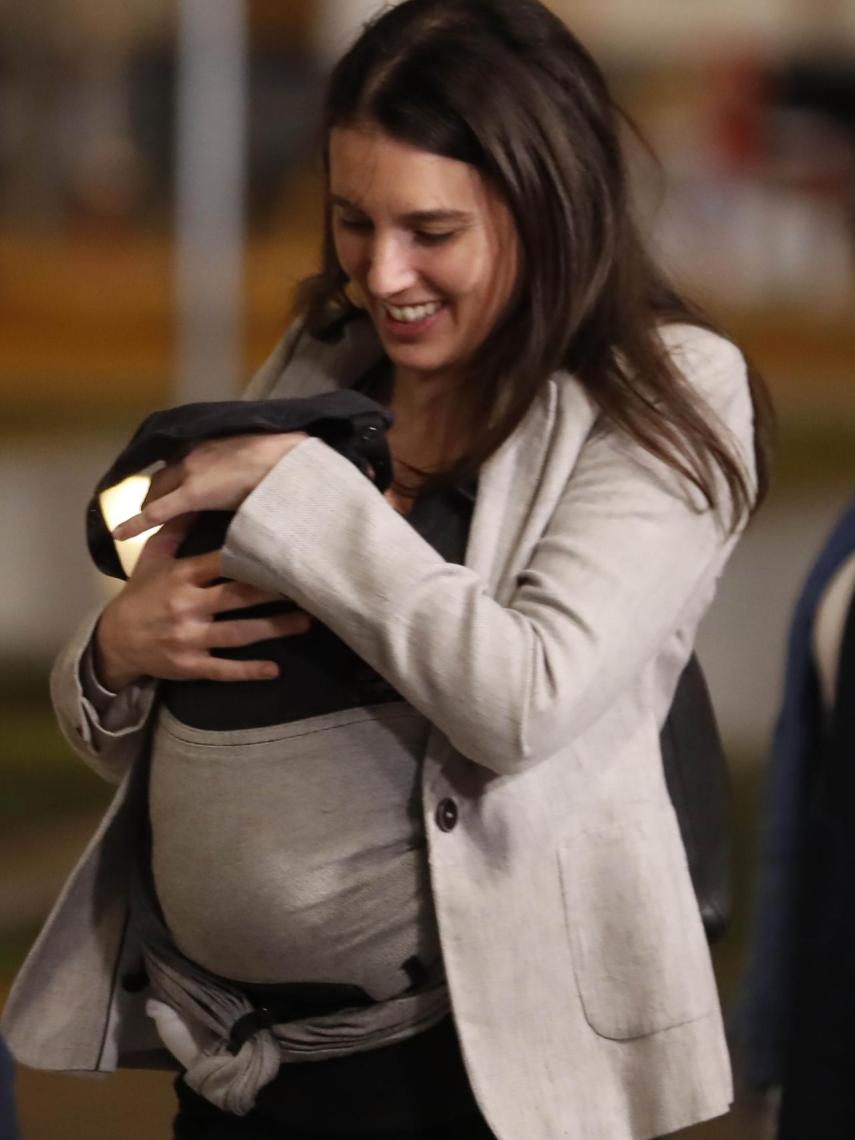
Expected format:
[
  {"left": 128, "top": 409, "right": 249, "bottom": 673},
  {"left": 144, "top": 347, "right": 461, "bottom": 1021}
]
[
  {"left": 87, "top": 391, "right": 394, "bottom": 581},
  {"left": 162, "top": 484, "right": 475, "bottom": 729}
]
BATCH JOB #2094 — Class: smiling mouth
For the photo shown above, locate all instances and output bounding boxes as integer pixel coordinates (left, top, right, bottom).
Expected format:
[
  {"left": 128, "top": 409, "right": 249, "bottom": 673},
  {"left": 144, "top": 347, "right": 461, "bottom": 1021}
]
[{"left": 383, "top": 300, "right": 444, "bottom": 324}]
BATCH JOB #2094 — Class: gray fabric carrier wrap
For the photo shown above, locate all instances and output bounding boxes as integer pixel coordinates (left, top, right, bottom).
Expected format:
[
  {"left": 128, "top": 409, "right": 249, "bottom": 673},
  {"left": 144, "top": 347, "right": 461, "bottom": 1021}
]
[{"left": 136, "top": 702, "right": 450, "bottom": 1115}]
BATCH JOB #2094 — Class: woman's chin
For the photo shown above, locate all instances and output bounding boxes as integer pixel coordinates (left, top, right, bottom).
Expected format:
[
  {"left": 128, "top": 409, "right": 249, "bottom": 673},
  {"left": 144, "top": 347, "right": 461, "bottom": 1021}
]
[{"left": 380, "top": 341, "right": 455, "bottom": 379}]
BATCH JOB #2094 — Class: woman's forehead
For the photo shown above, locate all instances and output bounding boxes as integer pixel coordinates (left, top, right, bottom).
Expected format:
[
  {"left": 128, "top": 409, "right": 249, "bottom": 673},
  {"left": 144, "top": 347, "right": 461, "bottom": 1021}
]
[{"left": 328, "top": 125, "right": 486, "bottom": 212}]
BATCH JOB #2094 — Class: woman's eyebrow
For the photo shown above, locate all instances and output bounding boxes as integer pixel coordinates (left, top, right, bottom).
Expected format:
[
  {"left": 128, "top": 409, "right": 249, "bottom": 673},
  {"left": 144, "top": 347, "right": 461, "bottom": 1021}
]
[
  {"left": 330, "top": 196, "right": 472, "bottom": 225},
  {"left": 330, "top": 194, "right": 361, "bottom": 210},
  {"left": 401, "top": 209, "right": 472, "bottom": 225}
]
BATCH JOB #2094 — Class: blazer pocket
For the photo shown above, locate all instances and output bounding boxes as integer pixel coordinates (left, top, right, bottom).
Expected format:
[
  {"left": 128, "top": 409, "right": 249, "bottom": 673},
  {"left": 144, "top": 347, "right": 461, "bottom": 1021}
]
[{"left": 558, "top": 801, "right": 714, "bottom": 1040}]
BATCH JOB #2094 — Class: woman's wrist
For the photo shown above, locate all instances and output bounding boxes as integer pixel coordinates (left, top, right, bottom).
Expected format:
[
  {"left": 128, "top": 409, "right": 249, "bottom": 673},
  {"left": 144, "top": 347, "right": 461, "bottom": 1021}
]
[{"left": 93, "top": 608, "right": 143, "bottom": 692}]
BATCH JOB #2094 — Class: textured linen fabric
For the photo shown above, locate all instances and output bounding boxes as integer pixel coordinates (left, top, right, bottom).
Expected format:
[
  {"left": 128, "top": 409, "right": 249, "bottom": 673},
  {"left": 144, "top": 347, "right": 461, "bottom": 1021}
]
[{"left": 3, "top": 317, "right": 755, "bottom": 1140}]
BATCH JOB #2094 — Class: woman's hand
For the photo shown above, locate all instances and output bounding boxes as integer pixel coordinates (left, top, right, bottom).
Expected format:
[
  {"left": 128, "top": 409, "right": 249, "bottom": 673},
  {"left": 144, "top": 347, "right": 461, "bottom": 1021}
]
[
  {"left": 111, "top": 432, "right": 308, "bottom": 542},
  {"left": 94, "top": 519, "right": 311, "bottom": 691}
]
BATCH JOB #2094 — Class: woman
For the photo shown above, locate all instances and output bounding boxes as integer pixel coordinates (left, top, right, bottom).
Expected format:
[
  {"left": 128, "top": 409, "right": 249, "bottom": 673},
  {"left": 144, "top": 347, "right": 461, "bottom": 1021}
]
[{"left": 1, "top": 1, "right": 770, "bottom": 1138}]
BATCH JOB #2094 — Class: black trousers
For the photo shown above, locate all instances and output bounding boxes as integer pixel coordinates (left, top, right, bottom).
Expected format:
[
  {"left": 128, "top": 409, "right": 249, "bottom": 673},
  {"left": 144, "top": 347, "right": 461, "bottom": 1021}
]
[
  {"left": 173, "top": 1090, "right": 495, "bottom": 1140},
  {"left": 172, "top": 1018, "right": 496, "bottom": 1140}
]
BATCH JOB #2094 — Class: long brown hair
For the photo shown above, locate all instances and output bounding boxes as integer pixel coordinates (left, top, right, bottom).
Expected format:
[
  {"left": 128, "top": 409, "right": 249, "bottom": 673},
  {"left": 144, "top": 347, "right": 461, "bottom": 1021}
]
[{"left": 295, "top": 0, "right": 772, "bottom": 526}]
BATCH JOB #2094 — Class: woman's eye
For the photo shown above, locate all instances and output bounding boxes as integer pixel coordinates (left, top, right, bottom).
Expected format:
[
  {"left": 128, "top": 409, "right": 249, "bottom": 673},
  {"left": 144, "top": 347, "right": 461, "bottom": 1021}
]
[
  {"left": 339, "top": 216, "right": 372, "bottom": 233},
  {"left": 415, "top": 231, "right": 455, "bottom": 246}
]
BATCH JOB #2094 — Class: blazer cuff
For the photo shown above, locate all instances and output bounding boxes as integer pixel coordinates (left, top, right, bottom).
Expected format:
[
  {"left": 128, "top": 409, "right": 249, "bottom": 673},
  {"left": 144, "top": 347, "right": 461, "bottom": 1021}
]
[
  {"left": 78, "top": 636, "right": 157, "bottom": 737},
  {"left": 52, "top": 609, "right": 157, "bottom": 752}
]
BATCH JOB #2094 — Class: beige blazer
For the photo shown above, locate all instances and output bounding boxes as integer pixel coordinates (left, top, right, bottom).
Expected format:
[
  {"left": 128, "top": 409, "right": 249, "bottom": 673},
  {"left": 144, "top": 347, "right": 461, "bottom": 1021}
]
[{"left": 1, "top": 318, "right": 755, "bottom": 1140}]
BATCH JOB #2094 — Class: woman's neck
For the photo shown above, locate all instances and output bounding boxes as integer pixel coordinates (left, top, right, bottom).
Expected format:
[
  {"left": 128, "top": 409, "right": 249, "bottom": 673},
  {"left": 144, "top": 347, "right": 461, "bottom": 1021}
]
[
  {"left": 388, "top": 366, "right": 464, "bottom": 478},
  {"left": 390, "top": 364, "right": 459, "bottom": 421}
]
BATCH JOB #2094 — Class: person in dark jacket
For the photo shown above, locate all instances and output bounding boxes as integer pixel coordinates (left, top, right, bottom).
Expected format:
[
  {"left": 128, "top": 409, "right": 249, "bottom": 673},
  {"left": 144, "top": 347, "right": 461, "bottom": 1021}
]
[
  {"left": 737, "top": 500, "right": 855, "bottom": 1137},
  {"left": 0, "top": 1035, "right": 20, "bottom": 1140}
]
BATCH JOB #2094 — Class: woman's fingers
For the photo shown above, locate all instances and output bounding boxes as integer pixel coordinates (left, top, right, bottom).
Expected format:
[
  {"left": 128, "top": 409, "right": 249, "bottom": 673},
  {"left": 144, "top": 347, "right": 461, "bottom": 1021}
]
[
  {"left": 114, "top": 462, "right": 189, "bottom": 541},
  {"left": 113, "top": 486, "right": 192, "bottom": 541},
  {"left": 142, "top": 462, "right": 185, "bottom": 509},
  {"left": 180, "top": 550, "right": 223, "bottom": 585},
  {"left": 183, "top": 559, "right": 302, "bottom": 616},
  {"left": 185, "top": 655, "right": 281, "bottom": 683},
  {"left": 203, "top": 580, "right": 289, "bottom": 614},
  {"left": 98, "top": 527, "right": 309, "bottom": 685},
  {"left": 135, "top": 516, "right": 197, "bottom": 569},
  {"left": 203, "top": 610, "right": 312, "bottom": 650},
  {"left": 179, "top": 555, "right": 300, "bottom": 615}
]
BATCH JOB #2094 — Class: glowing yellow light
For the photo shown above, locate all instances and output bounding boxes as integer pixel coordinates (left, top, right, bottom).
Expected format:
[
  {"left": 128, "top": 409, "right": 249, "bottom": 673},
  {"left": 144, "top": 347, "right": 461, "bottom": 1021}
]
[{"left": 99, "top": 474, "right": 160, "bottom": 577}]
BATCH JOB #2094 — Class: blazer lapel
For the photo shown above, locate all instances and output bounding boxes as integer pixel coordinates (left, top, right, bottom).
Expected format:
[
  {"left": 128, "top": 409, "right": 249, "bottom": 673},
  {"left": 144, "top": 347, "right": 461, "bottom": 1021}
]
[{"left": 465, "top": 383, "right": 558, "bottom": 599}]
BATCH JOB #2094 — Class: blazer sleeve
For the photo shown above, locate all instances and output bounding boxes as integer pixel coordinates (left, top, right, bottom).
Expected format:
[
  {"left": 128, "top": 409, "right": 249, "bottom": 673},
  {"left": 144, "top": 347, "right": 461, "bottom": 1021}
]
[
  {"left": 221, "top": 330, "right": 756, "bottom": 776},
  {"left": 241, "top": 321, "right": 305, "bottom": 400},
  {"left": 50, "top": 609, "right": 158, "bottom": 785}
]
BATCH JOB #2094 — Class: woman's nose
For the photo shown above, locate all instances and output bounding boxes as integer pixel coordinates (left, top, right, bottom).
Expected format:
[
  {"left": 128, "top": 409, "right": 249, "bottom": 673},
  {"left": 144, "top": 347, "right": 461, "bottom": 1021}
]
[{"left": 365, "top": 235, "right": 417, "bottom": 298}]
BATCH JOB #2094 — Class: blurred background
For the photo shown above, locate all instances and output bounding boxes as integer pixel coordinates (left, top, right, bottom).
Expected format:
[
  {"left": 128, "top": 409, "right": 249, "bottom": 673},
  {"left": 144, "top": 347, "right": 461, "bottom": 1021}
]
[{"left": 1, "top": 1, "right": 853, "bottom": 1136}]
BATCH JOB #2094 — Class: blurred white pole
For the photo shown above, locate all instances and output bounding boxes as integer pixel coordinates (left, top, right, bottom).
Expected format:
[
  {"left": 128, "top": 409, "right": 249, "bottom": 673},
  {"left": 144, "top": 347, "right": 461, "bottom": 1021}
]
[
  {"left": 312, "top": 0, "right": 391, "bottom": 70},
  {"left": 175, "top": 0, "right": 247, "bottom": 402}
]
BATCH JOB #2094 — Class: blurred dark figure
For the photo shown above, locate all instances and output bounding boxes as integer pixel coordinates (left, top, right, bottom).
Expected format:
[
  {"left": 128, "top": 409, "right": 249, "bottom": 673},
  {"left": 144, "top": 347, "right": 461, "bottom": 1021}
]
[
  {"left": 736, "top": 499, "right": 855, "bottom": 1137},
  {"left": 0, "top": 1035, "right": 20, "bottom": 1140}
]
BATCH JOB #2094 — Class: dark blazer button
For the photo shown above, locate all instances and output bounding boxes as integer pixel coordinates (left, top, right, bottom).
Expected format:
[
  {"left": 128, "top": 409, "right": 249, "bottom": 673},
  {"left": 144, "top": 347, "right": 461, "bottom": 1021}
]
[
  {"left": 121, "top": 967, "right": 149, "bottom": 994},
  {"left": 435, "top": 798, "right": 459, "bottom": 832}
]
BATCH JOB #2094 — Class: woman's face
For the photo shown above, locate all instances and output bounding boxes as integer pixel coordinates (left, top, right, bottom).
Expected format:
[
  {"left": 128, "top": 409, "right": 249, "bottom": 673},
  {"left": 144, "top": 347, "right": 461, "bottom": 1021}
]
[{"left": 329, "top": 125, "right": 519, "bottom": 384}]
